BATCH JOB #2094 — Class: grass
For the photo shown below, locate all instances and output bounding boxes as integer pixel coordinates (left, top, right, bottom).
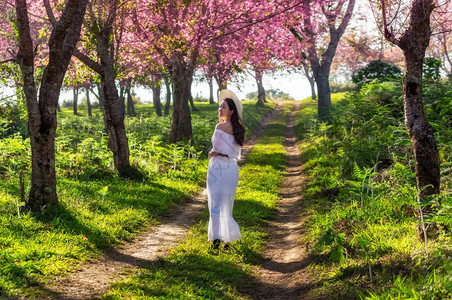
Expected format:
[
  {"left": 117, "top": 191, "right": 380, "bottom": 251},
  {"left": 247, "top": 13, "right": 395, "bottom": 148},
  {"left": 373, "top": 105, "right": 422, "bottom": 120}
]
[
  {"left": 101, "top": 102, "right": 290, "bottom": 299},
  {"left": 0, "top": 100, "right": 275, "bottom": 298},
  {"left": 4, "top": 88, "right": 450, "bottom": 299},
  {"left": 295, "top": 88, "right": 452, "bottom": 299}
]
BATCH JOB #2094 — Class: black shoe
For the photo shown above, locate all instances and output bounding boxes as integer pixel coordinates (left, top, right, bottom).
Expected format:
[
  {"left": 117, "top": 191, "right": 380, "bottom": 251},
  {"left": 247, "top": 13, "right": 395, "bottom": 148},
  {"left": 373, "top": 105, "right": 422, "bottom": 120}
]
[
  {"left": 212, "top": 239, "right": 220, "bottom": 250},
  {"left": 223, "top": 243, "right": 230, "bottom": 250}
]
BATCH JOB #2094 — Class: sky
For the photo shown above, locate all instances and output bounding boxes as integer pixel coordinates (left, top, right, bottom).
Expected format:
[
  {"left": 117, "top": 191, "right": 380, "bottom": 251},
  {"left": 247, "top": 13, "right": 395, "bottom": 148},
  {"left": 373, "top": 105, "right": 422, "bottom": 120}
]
[
  {"left": 192, "top": 71, "right": 312, "bottom": 102},
  {"left": 1, "top": 70, "right": 312, "bottom": 105},
  {"left": 133, "top": 70, "right": 312, "bottom": 104}
]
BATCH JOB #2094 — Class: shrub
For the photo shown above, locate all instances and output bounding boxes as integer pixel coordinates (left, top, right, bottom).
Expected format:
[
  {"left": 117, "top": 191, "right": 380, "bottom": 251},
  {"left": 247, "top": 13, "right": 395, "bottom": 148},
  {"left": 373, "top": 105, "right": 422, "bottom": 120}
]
[
  {"left": 245, "top": 89, "right": 293, "bottom": 101},
  {"left": 330, "top": 82, "right": 356, "bottom": 93},
  {"left": 0, "top": 98, "right": 28, "bottom": 138},
  {"left": 423, "top": 57, "right": 442, "bottom": 82},
  {"left": 352, "top": 60, "right": 402, "bottom": 87},
  {"left": 299, "top": 87, "right": 452, "bottom": 299}
]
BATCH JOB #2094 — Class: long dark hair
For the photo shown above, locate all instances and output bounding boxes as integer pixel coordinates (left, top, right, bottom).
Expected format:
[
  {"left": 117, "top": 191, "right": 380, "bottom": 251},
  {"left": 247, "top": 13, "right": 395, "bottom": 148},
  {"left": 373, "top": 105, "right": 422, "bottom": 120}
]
[{"left": 224, "top": 98, "right": 245, "bottom": 146}]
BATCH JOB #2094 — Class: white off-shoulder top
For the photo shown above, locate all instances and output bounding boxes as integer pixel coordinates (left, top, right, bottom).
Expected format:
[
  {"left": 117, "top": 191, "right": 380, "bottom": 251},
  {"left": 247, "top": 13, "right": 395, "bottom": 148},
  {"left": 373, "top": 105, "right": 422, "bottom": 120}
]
[{"left": 211, "top": 129, "right": 241, "bottom": 159}]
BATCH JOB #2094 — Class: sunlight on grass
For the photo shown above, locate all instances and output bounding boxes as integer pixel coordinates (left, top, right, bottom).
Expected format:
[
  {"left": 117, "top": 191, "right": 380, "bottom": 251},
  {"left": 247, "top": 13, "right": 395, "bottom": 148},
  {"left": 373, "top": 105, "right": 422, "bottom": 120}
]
[
  {"left": 0, "top": 101, "right": 274, "bottom": 298},
  {"left": 298, "top": 91, "right": 452, "bottom": 299},
  {"left": 102, "top": 103, "right": 289, "bottom": 299}
]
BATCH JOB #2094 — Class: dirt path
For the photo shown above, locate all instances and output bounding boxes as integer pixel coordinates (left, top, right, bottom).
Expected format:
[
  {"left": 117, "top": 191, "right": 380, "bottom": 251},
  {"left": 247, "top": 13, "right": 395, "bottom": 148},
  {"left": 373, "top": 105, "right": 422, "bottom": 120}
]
[
  {"left": 250, "top": 103, "right": 317, "bottom": 300},
  {"left": 43, "top": 191, "right": 207, "bottom": 300},
  {"left": 38, "top": 106, "right": 280, "bottom": 300}
]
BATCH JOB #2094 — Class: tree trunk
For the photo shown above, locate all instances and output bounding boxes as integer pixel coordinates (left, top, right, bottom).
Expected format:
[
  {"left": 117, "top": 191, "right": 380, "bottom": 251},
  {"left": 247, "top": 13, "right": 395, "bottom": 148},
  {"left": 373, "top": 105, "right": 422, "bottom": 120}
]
[
  {"left": 309, "top": 78, "right": 317, "bottom": 100},
  {"left": 73, "top": 86, "right": 78, "bottom": 115},
  {"left": 208, "top": 75, "right": 215, "bottom": 104},
  {"left": 152, "top": 83, "right": 162, "bottom": 116},
  {"left": 97, "top": 30, "right": 131, "bottom": 176},
  {"left": 119, "top": 84, "right": 125, "bottom": 114},
  {"left": 97, "top": 82, "right": 108, "bottom": 133},
  {"left": 295, "top": 0, "right": 355, "bottom": 119},
  {"left": 395, "top": 0, "right": 440, "bottom": 198},
  {"left": 15, "top": 0, "right": 88, "bottom": 211},
  {"left": 86, "top": 87, "right": 92, "bottom": 117},
  {"left": 403, "top": 56, "right": 440, "bottom": 197},
  {"left": 255, "top": 69, "right": 266, "bottom": 106},
  {"left": 95, "top": 83, "right": 103, "bottom": 111},
  {"left": 188, "top": 90, "right": 198, "bottom": 112},
  {"left": 96, "top": 82, "right": 104, "bottom": 114},
  {"left": 215, "top": 75, "right": 227, "bottom": 90},
  {"left": 164, "top": 76, "right": 171, "bottom": 116},
  {"left": 314, "top": 70, "right": 332, "bottom": 119},
  {"left": 301, "top": 61, "right": 316, "bottom": 100},
  {"left": 170, "top": 58, "right": 193, "bottom": 143},
  {"left": 126, "top": 86, "right": 136, "bottom": 116},
  {"left": 74, "top": 6, "right": 132, "bottom": 177}
]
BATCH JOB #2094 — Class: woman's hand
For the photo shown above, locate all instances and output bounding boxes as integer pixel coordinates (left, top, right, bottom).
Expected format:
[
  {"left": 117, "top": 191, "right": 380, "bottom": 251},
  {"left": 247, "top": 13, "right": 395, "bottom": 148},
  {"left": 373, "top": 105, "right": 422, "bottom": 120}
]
[
  {"left": 208, "top": 151, "right": 217, "bottom": 160},
  {"left": 209, "top": 151, "right": 223, "bottom": 160}
]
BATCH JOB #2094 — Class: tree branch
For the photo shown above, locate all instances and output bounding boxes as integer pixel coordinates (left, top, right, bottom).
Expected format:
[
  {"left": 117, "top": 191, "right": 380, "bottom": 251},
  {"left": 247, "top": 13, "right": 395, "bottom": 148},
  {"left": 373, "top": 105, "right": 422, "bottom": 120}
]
[
  {"left": 43, "top": 0, "right": 56, "bottom": 25},
  {"left": 73, "top": 49, "right": 103, "bottom": 74},
  {"left": 380, "top": 0, "right": 400, "bottom": 46},
  {"left": 0, "top": 58, "right": 17, "bottom": 64},
  {"left": 207, "top": 1, "right": 305, "bottom": 42}
]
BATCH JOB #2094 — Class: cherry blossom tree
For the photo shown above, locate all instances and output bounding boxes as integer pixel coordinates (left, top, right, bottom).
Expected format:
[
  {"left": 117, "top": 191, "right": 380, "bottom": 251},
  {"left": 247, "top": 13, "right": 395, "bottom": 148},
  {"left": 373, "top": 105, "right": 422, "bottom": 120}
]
[
  {"left": 297, "top": 60, "right": 316, "bottom": 100},
  {"left": 245, "top": 20, "right": 287, "bottom": 106},
  {"left": 429, "top": 31, "right": 452, "bottom": 75},
  {"left": 427, "top": 1, "right": 452, "bottom": 75},
  {"left": 333, "top": 31, "right": 380, "bottom": 81},
  {"left": 134, "top": 0, "right": 305, "bottom": 142},
  {"left": 136, "top": 73, "right": 165, "bottom": 116},
  {"left": 328, "top": 2, "right": 388, "bottom": 82},
  {"left": 132, "top": 0, "right": 201, "bottom": 142},
  {"left": 0, "top": 0, "right": 88, "bottom": 210},
  {"left": 284, "top": 29, "right": 317, "bottom": 99},
  {"left": 72, "top": 0, "right": 134, "bottom": 177},
  {"left": 64, "top": 58, "right": 95, "bottom": 116},
  {"left": 370, "top": 0, "right": 448, "bottom": 200},
  {"left": 198, "top": 32, "right": 248, "bottom": 103},
  {"left": 290, "top": 0, "right": 356, "bottom": 119},
  {"left": 203, "top": 3, "right": 302, "bottom": 106},
  {"left": 203, "top": 46, "right": 241, "bottom": 92},
  {"left": 199, "top": 65, "right": 220, "bottom": 104},
  {"left": 151, "top": 75, "right": 163, "bottom": 116},
  {"left": 163, "top": 75, "right": 172, "bottom": 115}
]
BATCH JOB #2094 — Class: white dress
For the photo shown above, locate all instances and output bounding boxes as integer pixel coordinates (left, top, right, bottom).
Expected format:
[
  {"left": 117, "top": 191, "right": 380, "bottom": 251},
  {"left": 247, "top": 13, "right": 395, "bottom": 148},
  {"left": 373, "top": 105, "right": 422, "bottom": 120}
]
[{"left": 207, "top": 128, "right": 241, "bottom": 242}]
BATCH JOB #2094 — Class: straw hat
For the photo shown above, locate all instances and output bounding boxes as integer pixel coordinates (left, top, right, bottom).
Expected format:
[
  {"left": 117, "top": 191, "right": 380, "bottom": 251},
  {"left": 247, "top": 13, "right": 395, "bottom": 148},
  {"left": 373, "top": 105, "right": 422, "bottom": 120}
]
[{"left": 218, "top": 89, "right": 243, "bottom": 125}]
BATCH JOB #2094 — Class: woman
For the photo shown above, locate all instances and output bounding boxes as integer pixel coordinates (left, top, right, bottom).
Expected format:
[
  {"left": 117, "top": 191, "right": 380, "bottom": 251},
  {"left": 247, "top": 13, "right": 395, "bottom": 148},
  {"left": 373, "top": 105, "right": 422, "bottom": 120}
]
[{"left": 207, "top": 89, "right": 245, "bottom": 250}]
